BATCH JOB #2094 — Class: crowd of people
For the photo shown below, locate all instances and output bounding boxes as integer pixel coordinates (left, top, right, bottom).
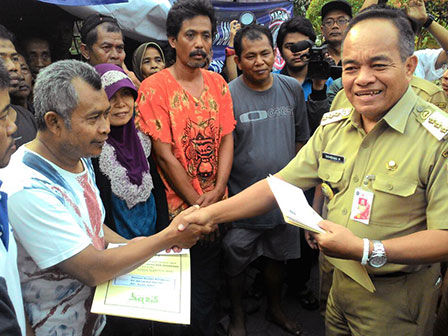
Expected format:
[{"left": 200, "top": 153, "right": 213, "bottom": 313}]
[{"left": 1, "top": 0, "right": 448, "bottom": 335}]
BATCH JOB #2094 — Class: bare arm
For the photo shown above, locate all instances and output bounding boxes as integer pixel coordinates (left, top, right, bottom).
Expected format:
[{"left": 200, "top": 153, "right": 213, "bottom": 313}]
[
  {"left": 152, "top": 139, "right": 200, "bottom": 206},
  {"left": 57, "top": 207, "right": 208, "bottom": 287},
  {"left": 224, "top": 20, "right": 241, "bottom": 82},
  {"left": 312, "top": 220, "right": 448, "bottom": 264},
  {"left": 360, "top": 0, "right": 378, "bottom": 11},
  {"left": 103, "top": 224, "right": 128, "bottom": 245},
  {"left": 25, "top": 315, "right": 34, "bottom": 336},
  {"left": 181, "top": 178, "right": 277, "bottom": 230},
  {"left": 196, "top": 133, "right": 234, "bottom": 207},
  {"left": 406, "top": 0, "right": 448, "bottom": 69},
  {"left": 429, "top": 23, "right": 448, "bottom": 69}
]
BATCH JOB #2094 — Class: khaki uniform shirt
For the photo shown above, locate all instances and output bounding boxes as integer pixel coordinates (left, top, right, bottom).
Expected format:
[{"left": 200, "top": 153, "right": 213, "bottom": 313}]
[
  {"left": 410, "top": 76, "right": 447, "bottom": 111},
  {"left": 278, "top": 87, "right": 448, "bottom": 275}
]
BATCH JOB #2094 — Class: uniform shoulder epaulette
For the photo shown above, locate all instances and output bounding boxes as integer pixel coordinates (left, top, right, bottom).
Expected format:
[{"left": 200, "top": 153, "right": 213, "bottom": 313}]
[
  {"left": 320, "top": 108, "right": 352, "bottom": 126},
  {"left": 411, "top": 76, "right": 448, "bottom": 111},
  {"left": 415, "top": 103, "right": 448, "bottom": 141}
]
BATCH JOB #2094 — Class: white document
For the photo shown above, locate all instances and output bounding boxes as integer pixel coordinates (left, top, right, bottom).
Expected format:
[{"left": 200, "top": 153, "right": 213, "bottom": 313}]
[
  {"left": 267, "top": 176, "right": 375, "bottom": 292},
  {"left": 267, "top": 175, "right": 325, "bottom": 233}
]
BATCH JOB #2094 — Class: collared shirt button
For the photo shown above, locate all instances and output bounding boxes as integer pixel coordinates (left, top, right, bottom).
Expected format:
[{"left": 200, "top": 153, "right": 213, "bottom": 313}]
[
  {"left": 342, "top": 209, "right": 348, "bottom": 215},
  {"left": 353, "top": 176, "right": 359, "bottom": 183},
  {"left": 416, "top": 105, "right": 424, "bottom": 112},
  {"left": 387, "top": 184, "right": 393, "bottom": 191}
]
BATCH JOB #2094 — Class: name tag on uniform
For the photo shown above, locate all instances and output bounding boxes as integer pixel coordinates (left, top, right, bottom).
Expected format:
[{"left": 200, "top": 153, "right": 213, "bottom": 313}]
[
  {"left": 350, "top": 188, "right": 374, "bottom": 225},
  {"left": 322, "top": 152, "right": 345, "bottom": 163}
]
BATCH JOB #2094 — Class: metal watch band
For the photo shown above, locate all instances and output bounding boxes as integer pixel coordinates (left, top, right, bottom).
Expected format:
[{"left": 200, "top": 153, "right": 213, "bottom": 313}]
[
  {"left": 368, "top": 240, "right": 387, "bottom": 268},
  {"left": 361, "top": 238, "right": 369, "bottom": 265}
]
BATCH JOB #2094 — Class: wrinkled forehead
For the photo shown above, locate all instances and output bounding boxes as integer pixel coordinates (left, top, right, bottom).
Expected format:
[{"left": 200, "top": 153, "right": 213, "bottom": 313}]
[{"left": 96, "top": 24, "right": 124, "bottom": 42}]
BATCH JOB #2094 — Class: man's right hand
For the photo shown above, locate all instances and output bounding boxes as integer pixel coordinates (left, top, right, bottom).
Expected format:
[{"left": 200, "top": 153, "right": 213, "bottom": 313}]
[
  {"left": 405, "top": 0, "right": 428, "bottom": 25},
  {"left": 229, "top": 20, "right": 241, "bottom": 44}
]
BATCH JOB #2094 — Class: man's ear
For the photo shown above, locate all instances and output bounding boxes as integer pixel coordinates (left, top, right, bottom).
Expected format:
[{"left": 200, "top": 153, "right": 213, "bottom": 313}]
[
  {"left": 44, "top": 111, "right": 64, "bottom": 135},
  {"left": 80, "top": 43, "right": 90, "bottom": 61},
  {"left": 168, "top": 36, "right": 177, "bottom": 49},
  {"left": 405, "top": 54, "right": 418, "bottom": 79},
  {"left": 234, "top": 55, "right": 242, "bottom": 71}
]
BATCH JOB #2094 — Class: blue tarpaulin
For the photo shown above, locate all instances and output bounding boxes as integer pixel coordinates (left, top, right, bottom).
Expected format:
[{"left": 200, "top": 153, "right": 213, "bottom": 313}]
[{"left": 38, "top": 0, "right": 128, "bottom": 6}]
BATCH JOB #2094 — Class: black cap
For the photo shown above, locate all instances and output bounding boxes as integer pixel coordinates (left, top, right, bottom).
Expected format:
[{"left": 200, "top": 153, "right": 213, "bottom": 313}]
[
  {"left": 81, "top": 14, "right": 119, "bottom": 43},
  {"left": 321, "top": 0, "right": 353, "bottom": 20}
]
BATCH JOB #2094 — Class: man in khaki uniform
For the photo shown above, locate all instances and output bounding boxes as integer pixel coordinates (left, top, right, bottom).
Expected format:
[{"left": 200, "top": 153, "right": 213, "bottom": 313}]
[
  {"left": 178, "top": 6, "right": 448, "bottom": 336},
  {"left": 317, "top": 73, "right": 448, "bottom": 315}
]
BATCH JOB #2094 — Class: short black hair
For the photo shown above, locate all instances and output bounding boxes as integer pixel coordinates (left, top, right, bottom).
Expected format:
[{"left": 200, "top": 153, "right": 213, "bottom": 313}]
[
  {"left": 344, "top": 6, "right": 414, "bottom": 61},
  {"left": 276, "top": 17, "right": 316, "bottom": 58},
  {"left": 21, "top": 35, "right": 52, "bottom": 52},
  {"left": 0, "top": 61, "right": 10, "bottom": 90},
  {"left": 166, "top": 0, "right": 216, "bottom": 39},
  {"left": 0, "top": 24, "right": 14, "bottom": 43},
  {"left": 234, "top": 25, "right": 274, "bottom": 58},
  {"left": 82, "top": 14, "right": 122, "bottom": 49}
]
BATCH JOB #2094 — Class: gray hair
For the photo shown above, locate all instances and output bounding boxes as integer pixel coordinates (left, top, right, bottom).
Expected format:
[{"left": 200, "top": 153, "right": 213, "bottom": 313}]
[
  {"left": 343, "top": 6, "right": 414, "bottom": 62},
  {"left": 33, "top": 60, "right": 102, "bottom": 130},
  {"left": 0, "top": 61, "right": 10, "bottom": 90}
]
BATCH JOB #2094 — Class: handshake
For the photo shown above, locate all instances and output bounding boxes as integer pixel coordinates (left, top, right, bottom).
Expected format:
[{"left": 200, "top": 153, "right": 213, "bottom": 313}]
[{"left": 163, "top": 205, "right": 217, "bottom": 252}]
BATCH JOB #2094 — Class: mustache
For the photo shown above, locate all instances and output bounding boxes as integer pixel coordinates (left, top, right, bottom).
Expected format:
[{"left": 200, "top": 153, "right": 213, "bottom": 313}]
[{"left": 189, "top": 50, "right": 207, "bottom": 58}]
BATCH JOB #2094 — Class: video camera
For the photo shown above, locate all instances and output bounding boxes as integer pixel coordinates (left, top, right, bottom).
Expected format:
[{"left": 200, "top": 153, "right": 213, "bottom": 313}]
[{"left": 290, "top": 40, "right": 342, "bottom": 80}]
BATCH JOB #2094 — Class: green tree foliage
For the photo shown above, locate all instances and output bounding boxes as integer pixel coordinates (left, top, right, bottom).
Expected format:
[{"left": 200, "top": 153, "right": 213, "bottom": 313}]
[{"left": 295, "top": 0, "right": 447, "bottom": 48}]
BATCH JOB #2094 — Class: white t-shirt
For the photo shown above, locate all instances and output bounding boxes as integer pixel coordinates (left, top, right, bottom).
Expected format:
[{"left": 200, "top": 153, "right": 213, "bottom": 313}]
[
  {"left": 414, "top": 48, "right": 448, "bottom": 82},
  {"left": 0, "top": 199, "right": 26, "bottom": 335},
  {"left": 1, "top": 146, "right": 106, "bottom": 336}
]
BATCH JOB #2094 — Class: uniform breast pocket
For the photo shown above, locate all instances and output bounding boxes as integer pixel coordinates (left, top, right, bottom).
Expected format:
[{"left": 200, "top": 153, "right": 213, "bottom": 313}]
[
  {"left": 317, "top": 161, "right": 345, "bottom": 190},
  {"left": 371, "top": 175, "right": 418, "bottom": 226}
]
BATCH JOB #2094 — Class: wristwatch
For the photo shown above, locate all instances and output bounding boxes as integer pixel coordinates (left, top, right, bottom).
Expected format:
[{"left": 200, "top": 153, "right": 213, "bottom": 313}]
[
  {"left": 423, "top": 14, "right": 435, "bottom": 29},
  {"left": 368, "top": 240, "right": 387, "bottom": 268}
]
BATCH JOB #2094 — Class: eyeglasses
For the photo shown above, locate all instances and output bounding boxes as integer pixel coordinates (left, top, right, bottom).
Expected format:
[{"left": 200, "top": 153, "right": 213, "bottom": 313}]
[{"left": 323, "top": 18, "right": 350, "bottom": 27}]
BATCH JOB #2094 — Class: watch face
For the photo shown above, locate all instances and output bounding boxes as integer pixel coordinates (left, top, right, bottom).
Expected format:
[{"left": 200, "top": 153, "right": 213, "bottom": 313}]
[{"left": 370, "top": 255, "right": 387, "bottom": 268}]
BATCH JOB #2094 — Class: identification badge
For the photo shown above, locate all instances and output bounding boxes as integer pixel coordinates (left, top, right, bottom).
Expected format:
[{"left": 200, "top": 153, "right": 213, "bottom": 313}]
[{"left": 350, "top": 188, "right": 374, "bottom": 225}]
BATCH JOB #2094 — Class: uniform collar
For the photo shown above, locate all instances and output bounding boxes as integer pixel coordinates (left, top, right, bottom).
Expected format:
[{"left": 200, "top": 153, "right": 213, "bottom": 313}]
[{"left": 382, "top": 86, "right": 417, "bottom": 134}]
